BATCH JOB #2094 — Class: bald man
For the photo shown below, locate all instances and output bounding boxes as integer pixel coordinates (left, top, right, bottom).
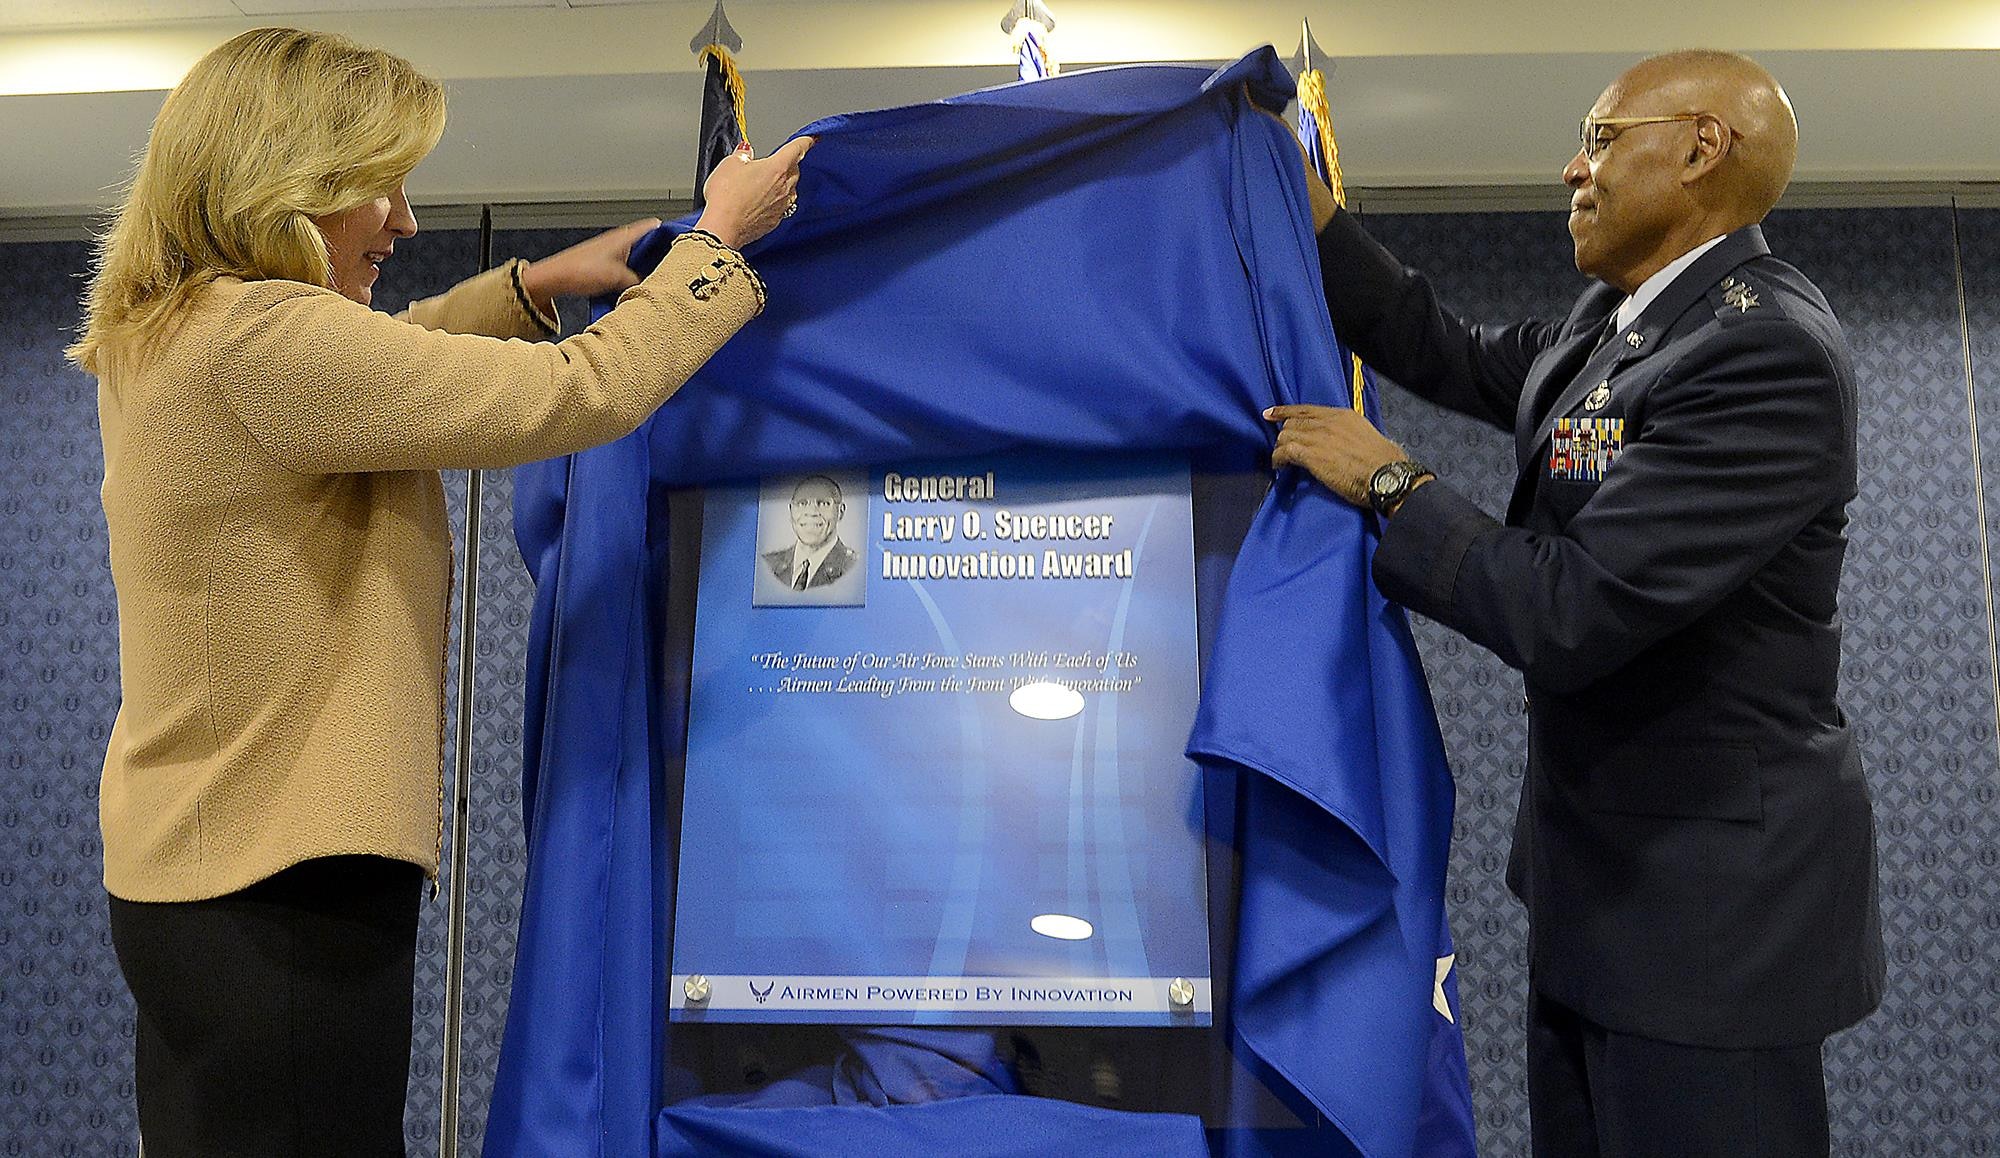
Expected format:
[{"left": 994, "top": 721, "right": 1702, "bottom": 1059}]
[{"left": 1267, "top": 51, "right": 1883, "bottom": 1156}]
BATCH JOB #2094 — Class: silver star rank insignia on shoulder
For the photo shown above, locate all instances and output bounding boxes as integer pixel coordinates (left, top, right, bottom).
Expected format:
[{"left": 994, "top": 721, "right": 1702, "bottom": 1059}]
[{"left": 1722, "top": 281, "right": 1759, "bottom": 313}]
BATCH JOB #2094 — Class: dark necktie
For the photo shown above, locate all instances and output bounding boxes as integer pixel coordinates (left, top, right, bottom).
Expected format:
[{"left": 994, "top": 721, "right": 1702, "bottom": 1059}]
[
  {"left": 1595, "top": 312, "right": 1623, "bottom": 351},
  {"left": 793, "top": 559, "right": 811, "bottom": 591}
]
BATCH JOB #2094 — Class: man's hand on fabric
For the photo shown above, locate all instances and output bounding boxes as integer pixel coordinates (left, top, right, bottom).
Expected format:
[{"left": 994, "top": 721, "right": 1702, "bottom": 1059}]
[
  {"left": 520, "top": 218, "right": 663, "bottom": 313},
  {"left": 1264, "top": 403, "right": 1417, "bottom": 511}
]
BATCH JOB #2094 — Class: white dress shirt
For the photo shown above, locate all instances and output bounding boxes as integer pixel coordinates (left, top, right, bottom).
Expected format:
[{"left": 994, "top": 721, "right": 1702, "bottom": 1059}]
[{"left": 1613, "top": 234, "right": 1728, "bottom": 333}]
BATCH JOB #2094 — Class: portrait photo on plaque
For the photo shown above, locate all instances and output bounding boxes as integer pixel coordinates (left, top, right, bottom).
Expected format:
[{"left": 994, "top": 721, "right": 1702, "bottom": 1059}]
[{"left": 753, "top": 470, "right": 868, "bottom": 608}]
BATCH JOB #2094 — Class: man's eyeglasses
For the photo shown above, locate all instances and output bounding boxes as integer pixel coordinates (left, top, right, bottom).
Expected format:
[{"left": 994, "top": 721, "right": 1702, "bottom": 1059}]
[
  {"left": 1577, "top": 113, "right": 1704, "bottom": 160},
  {"left": 791, "top": 498, "right": 840, "bottom": 512}
]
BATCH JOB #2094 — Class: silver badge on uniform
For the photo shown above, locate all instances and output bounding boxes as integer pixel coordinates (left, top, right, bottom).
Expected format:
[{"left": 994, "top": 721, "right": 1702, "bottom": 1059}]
[
  {"left": 1582, "top": 380, "right": 1611, "bottom": 411},
  {"left": 1723, "top": 282, "right": 1759, "bottom": 313}
]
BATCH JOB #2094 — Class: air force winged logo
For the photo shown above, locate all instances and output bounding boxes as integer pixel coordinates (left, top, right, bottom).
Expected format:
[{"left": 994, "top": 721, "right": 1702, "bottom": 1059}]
[
  {"left": 750, "top": 980, "right": 775, "bottom": 1004},
  {"left": 1721, "top": 277, "right": 1760, "bottom": 313}
]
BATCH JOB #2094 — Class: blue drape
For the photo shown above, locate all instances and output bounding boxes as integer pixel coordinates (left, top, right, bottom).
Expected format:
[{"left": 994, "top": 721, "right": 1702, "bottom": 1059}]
[{"left": 493, "top": 48, "right": 1474, "bottom": 1158}]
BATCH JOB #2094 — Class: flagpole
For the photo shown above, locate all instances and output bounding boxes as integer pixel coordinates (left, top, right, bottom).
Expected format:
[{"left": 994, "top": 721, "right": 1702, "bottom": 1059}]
[{"left": 437, "top": 204, "right": 492, "bottom": 1158}]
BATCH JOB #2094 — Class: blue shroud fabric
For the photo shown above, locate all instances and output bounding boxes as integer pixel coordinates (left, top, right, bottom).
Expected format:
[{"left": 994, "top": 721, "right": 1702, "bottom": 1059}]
[{"left": 493, "top": 48, "right": 1474, "bottom": 1158}]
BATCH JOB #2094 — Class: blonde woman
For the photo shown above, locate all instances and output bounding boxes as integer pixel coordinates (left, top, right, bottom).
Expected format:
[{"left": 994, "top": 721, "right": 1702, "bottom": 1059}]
[{"left": 69, "top": 27, "right": 810, "bottom": 1155}]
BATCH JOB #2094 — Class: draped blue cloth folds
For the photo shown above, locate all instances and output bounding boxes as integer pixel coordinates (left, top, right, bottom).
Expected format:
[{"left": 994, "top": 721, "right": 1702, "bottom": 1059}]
[{"left": 492, "top": 47, "right": 1474, "bottom": 1158}]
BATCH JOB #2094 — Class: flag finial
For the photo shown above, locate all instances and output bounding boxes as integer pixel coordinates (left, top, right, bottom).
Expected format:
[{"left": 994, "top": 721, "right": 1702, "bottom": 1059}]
[
  {"left": 1291, "top": 18, "right": 1330, "bottom": 78},
  {"left": 689, "top": 0, "right": 743, "bottom": 56},
  {"left": 1001, "top": 0, "right": 1056, "bottom": 36}
]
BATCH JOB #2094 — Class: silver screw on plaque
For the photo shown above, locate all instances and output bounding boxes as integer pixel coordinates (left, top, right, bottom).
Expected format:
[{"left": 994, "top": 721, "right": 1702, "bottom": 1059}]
[
  {"left": 684, "top": 975, "right": 711, "bottom": 1004},
  {"left": 1168, "top": 977, "right": 1196, "bottom": 1009}
]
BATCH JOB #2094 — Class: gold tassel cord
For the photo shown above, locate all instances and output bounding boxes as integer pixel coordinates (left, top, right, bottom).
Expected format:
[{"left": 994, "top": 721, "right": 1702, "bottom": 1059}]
[
  {"left": 1295, "top": 67, "right": 1346, "bottom": 209},
  {"left": 698, "top": 43, "right": 751, "bottom": 146},
  {"left": 1301, "top": 64, "right": 1367, "bottom": 411}
]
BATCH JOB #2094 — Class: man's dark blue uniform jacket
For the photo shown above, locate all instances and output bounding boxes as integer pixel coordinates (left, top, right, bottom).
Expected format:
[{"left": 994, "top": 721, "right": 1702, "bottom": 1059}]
[{"left": 1318, "top": 210, "right": 1885, "bottom": 1048}]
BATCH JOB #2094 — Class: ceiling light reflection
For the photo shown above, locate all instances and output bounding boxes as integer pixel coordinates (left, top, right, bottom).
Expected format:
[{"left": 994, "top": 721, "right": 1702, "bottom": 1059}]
[
  {"left": 1009, "top": 680, "right": 1083, "bottom": 720},
  {"left": 1030, "top": 913, "right": 1094, "bottom": 940}
]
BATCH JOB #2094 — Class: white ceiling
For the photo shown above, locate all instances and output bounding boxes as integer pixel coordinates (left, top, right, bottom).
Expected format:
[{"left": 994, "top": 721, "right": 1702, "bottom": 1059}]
[
  {"left": 3, "top": 1, "right": 1998, "bottom": 216},
  {"left": 0, "top": 0, "right": 660, "bottom": 26}
]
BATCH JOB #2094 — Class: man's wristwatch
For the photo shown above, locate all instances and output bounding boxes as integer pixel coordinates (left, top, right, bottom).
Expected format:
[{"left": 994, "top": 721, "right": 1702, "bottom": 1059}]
[{"left": 1367, "top": 459, "right": 1435, "bottom": 517}]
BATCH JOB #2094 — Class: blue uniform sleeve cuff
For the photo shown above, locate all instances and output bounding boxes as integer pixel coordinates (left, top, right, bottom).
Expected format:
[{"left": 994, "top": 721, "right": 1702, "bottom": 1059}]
[{"left": 1371, "top": 480, "right": 1496, "bottom": 620}]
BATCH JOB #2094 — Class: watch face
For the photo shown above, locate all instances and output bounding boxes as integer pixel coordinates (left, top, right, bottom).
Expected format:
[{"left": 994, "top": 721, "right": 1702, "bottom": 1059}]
[{"left": 1371, "top": 464, "right": 1405, "bottom": 497}]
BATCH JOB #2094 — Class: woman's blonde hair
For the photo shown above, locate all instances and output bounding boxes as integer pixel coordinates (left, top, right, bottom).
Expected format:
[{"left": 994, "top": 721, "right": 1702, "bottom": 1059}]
[{"left": 68, "top": 27, "right": 445, "bottom": 371}]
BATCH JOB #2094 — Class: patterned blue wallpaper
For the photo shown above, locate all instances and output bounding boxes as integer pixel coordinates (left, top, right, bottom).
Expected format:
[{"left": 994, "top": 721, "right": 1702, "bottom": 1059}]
[
  {"left": 3, "top": 205, "right": 1998, "bottom": 1157},
  {"left": 0, "top": 240, "right": 136, "bottom": 1158},
  {"left": 1771, "top": 207, "right": 1996, "bottom": 1157}
]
